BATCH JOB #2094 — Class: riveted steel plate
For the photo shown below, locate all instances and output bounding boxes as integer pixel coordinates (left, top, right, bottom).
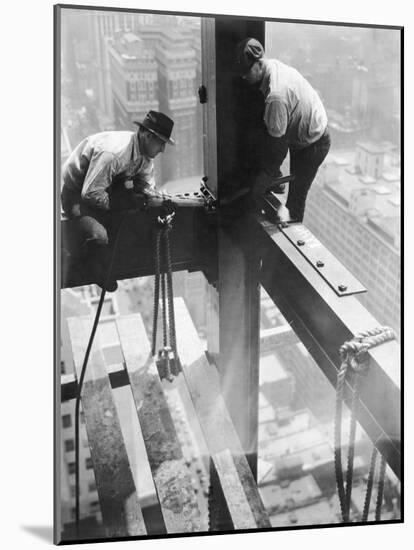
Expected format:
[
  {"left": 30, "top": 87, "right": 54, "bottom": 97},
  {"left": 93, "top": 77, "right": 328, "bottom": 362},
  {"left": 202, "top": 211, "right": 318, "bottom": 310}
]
[{"left": 279, "top": 224, "right": 367, "bottom": 297}]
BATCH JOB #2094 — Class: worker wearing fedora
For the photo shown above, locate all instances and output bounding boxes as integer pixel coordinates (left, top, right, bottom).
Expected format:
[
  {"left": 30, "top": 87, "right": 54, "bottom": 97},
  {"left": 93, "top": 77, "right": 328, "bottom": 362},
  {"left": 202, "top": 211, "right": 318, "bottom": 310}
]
[
  {"left": 61, "top": 110, "right": 175, "bottom": 291},
  {"left": 235, "top": 38, "right": 330, "bottom": 221}
]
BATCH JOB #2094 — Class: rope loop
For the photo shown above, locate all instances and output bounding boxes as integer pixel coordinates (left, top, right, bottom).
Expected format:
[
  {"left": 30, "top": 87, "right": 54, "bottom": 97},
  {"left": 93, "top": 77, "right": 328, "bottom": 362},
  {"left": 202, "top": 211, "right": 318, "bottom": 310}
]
[
  {"left": 339, "top": 326, "right": 396, "bottom": 375},
  {"left": 334, "top": 326, "right": 395, "bottom": 523}
]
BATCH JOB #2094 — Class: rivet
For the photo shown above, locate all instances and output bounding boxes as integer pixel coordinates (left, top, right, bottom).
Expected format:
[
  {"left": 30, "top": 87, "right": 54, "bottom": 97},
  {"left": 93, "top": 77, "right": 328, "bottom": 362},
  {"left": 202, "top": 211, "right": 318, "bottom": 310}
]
[
  {"left": 297, "top": 239, "right": 305, "bottom": 246},
  {"left": 338, "top": 284, "right": 348, "bottom": 292},
  {"left": 316, "top": 260, "right": 324, "bottom": 268}
]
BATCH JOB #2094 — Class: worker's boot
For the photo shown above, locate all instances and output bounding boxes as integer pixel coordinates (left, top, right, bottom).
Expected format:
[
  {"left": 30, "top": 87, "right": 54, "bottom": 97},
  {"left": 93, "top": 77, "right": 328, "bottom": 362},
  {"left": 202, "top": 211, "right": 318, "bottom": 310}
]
[
  {"left": 270, "top": 182, "right": 286, "bottom": 194},
  {"left": 81, "top": 240, "right": 118, "bottom": 293}
]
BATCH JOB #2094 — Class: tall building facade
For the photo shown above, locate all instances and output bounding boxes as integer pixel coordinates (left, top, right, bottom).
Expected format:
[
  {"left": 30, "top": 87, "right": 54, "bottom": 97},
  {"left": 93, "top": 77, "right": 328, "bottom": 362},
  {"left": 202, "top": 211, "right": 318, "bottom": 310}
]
[
  {"left": 60, "top": 288, "right": 120, "bottom": 530},
  {"left": 90, "top": 13, "right": 203, "bottom": 186},
  {"left": 156, "top": 28, "right": 200, "bottom": 182},
  {"left": 304, "top": 142, "right": 401, "bottom": 337},
  {"left": 106, "top": 32, "right": 159, "bottom": 130}
]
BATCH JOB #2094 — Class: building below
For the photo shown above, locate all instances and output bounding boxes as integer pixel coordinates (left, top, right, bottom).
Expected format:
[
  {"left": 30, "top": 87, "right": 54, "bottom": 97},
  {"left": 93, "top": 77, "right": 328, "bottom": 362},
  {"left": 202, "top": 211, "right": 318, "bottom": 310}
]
[
  {"left": 60, "top": 289, "right": 108, "bottom": 528},
  {"left": 304, "top": 140, "right": 401, "bottom": 337}
]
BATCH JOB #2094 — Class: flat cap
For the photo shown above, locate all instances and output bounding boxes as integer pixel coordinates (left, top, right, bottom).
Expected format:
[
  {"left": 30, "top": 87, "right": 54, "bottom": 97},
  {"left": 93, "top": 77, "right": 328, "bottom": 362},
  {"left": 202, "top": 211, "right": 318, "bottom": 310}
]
[{"left": 235, "top": 37, "right": 265, "bottom": 75}]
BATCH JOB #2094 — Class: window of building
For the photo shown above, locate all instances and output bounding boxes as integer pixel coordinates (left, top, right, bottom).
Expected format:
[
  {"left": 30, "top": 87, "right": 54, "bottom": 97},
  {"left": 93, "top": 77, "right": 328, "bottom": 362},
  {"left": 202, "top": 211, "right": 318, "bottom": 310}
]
[
  {"left": 62, "top": 414, "right": 72, "bottom": 429},
  {"left": 68, "top": 462, "right": 76, "bottom": 475},
  {"left": 85, "top": 457, "right": 94, "bottom": 470},
  {"left": 90, "top": 500, "right": 100, "bottom": 511},
  {"left": 64, "top": 439, "right": 75, "bottom": 453},
  {"left": 89, "top": 481, "right": 97, "bottom": 492}
]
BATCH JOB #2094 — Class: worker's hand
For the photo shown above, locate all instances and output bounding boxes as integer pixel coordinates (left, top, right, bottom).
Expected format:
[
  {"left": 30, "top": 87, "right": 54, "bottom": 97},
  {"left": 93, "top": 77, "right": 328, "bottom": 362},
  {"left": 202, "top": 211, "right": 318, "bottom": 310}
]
[
  {"left": 71, "top": 204, "right": 81, "bottom": 218},
  {"left": 158, "top": 189, "right": 172, "bottom": 199},
  {"left": 142, "top": 187, "right": 172, "bottom": 200}
]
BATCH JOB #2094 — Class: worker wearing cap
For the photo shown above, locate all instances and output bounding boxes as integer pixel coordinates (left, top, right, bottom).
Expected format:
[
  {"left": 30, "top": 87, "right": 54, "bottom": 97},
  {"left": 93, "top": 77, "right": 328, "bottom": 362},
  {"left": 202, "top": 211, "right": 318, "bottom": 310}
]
[
  {"left": 235, "top": 38, "right": 331, "bottom": 221},
  {"left": 61, "top": 110, "right": 175, "bottom": 291}
]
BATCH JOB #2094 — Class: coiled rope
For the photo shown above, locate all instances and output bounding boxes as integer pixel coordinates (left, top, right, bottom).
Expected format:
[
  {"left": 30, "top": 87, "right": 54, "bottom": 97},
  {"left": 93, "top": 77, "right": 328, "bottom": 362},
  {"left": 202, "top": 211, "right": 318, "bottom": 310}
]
[{"left": 334, "top": 326, "right": 395, "bottom": 523}]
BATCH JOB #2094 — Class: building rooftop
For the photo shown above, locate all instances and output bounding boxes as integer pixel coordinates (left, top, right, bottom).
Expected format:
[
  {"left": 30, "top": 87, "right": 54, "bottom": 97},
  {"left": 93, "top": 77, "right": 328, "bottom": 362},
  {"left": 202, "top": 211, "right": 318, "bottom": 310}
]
[
  {"left": 269, "top": 499, "right": 338, "bottom": 527},
  {"left": 356, "top": 141, "right": 388, "bottom": 155},
  {"left": 109, "top": 33, "right": 156, "bottom": 62},
  {"left": 321, "top": 147, "right": 401, "bottom": 248},
  {"left": 123, "top": 32, "right": 142, "bottom": 44},
  {"left": 261, "top": 426, "right": 327, "bottom": 459},
  {"left": 260, "top": 353, "right": 290, "bottom": 383},
  {"left": 259, "top": 474, "right": 322, "bottom": 512}
]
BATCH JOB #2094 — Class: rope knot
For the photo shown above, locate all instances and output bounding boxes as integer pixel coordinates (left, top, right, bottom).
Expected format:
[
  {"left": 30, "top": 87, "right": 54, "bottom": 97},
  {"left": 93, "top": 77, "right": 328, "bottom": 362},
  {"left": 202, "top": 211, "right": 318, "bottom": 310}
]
[
  {"left": 157, "top": 210, "right": 175, "bottom": 228},
  {"left": 340, "top": 341, "right": 370, "bottom": 373},
  {"left": 339, "top": 326, "right": 396, "bottom": 375}
]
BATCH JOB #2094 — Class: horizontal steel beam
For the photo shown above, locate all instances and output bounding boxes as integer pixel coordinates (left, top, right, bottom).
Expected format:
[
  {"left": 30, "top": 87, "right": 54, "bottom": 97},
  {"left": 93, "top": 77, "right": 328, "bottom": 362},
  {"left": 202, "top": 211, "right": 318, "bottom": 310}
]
[
  {"left": 61, "top": 205, "right": 216, "bottom": 288},
  {"left": 236, "top": 209, "right": 400, "bottom": 479}
]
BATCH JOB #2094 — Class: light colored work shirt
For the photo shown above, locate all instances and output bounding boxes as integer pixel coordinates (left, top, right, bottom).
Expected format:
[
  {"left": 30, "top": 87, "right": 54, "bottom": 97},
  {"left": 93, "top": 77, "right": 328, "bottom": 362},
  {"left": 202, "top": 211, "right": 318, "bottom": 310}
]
[
  {"left": 62, "top": 131, "right": 155, "bottom": 211},
  {"left": 259, "top": 59, "right": 328, "bottom": 149}
]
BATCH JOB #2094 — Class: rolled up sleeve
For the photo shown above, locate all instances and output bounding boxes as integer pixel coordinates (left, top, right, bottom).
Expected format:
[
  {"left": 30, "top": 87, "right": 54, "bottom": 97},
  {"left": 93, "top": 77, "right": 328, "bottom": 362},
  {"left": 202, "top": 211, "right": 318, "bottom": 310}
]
[
  {"left": 81, "top": 151, "right": 117, "bottom": 210},
  {"left": 264, "top": 98, "right": 288, "bottom": 138},
  {"left": 132, "top": 158, "right": 156, "bottom": 194}
]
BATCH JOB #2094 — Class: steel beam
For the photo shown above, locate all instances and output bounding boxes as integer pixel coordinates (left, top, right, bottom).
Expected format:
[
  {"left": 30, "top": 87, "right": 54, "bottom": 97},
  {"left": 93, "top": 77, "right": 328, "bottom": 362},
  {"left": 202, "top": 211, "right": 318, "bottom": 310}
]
[
  {"left": 241, "top": 212, "right": 401, "bottom": 478},
  {"left": 203, "top": 17, "right": 266, "bottom": 529},
  {"left": 61, "top": 205, "right": 215, "bottom": 288},
  {"left": 68, "top": 316, "right": 147, "bottom": 538},
  {"left": 116, "top": 314, "right": 203, "bottom": 533}
]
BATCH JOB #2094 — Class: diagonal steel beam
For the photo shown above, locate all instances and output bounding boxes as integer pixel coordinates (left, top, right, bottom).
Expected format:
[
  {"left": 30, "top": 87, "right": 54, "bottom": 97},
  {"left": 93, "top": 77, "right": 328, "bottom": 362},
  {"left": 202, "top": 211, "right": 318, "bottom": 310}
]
[{"left": 235, "top": 210, "right": 400, "bottom": 479}]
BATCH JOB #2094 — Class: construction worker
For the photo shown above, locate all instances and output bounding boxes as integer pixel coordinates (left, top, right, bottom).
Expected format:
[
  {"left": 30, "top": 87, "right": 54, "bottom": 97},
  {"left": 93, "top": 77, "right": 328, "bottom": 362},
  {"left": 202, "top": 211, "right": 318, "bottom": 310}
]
[
  {"left": 235, "top": 38, "right": 331, "bottom": 221},
  {"left": 61, "top": 110, "right": 175, "bottom": 291}
]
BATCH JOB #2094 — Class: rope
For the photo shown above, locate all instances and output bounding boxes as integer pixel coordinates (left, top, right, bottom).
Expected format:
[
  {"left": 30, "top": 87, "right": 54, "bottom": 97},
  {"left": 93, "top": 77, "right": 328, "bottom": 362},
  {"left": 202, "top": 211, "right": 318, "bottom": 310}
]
[
  {"left": 161, "top": 271, "right": 168, "bottom": 348},
  {"left": 165, "top": 224, "right": 176, "bottom": 353},
  {"left": 334, "top": 362, "right": 348, "bottom": 521},
  {"left": 151, "top": 228, "right": 162, "bottom": 355},
  {"left": 334, "top": 326, "right": 395, "bottom": 524},
  {"left": 151, "top": 206, "right": 182, "bottom": 381},
  {"left": 362, "top": 447, "right": 378, "bottom": 521},
  {"left": 75, "top": 215, "right": 125, "bottom": 536},
  {"left": 375, "top": 454, "right": 387, "bottom": 521},
  {"left": 164, "top": 223, "right": 182, "bottom": 376},
  {"left": 343, "top": 372, "right": 362, "bottom": 521}
]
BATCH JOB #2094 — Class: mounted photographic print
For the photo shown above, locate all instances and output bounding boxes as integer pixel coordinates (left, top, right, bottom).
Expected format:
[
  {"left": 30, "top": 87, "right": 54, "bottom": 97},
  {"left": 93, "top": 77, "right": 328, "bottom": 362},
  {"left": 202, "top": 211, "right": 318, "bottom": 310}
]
[{"left": 54, "top": 3, "right": 402, "bottom": 544}]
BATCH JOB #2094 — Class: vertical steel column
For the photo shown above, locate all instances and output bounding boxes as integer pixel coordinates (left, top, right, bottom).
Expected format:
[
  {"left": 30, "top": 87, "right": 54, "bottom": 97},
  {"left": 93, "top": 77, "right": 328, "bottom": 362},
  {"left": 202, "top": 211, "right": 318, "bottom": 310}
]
[
  {"left": 215, "top": 14, "right": 264, "bottom": 480},
  {"left": 201, "top": 17, "right": 265, "bottom": 529}
]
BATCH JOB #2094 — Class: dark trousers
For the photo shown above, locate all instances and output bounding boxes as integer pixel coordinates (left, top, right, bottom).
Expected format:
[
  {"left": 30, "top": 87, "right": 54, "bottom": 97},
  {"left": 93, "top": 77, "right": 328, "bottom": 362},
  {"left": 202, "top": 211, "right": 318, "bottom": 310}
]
[
  {"left": 61, "top": 184, "right": 136, "bottom": 254},
  {"left": 259, "top": 128, "right": 331, "bottom": 222},
  {"left": 61, "top": 179, "right": 137, "bottom": 287},
  {"left": 287, "top": 129, "right": 331, "bottom": 221},
  {"left": 62, "top": 196, "right": 109, "bottom": 259}
]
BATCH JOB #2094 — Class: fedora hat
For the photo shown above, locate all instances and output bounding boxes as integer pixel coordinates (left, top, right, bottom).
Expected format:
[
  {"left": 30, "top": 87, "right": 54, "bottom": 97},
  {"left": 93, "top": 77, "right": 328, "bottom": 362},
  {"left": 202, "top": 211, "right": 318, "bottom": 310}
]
[{"left": 134, "top": 111, "right": 175, "bottom": 145}]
